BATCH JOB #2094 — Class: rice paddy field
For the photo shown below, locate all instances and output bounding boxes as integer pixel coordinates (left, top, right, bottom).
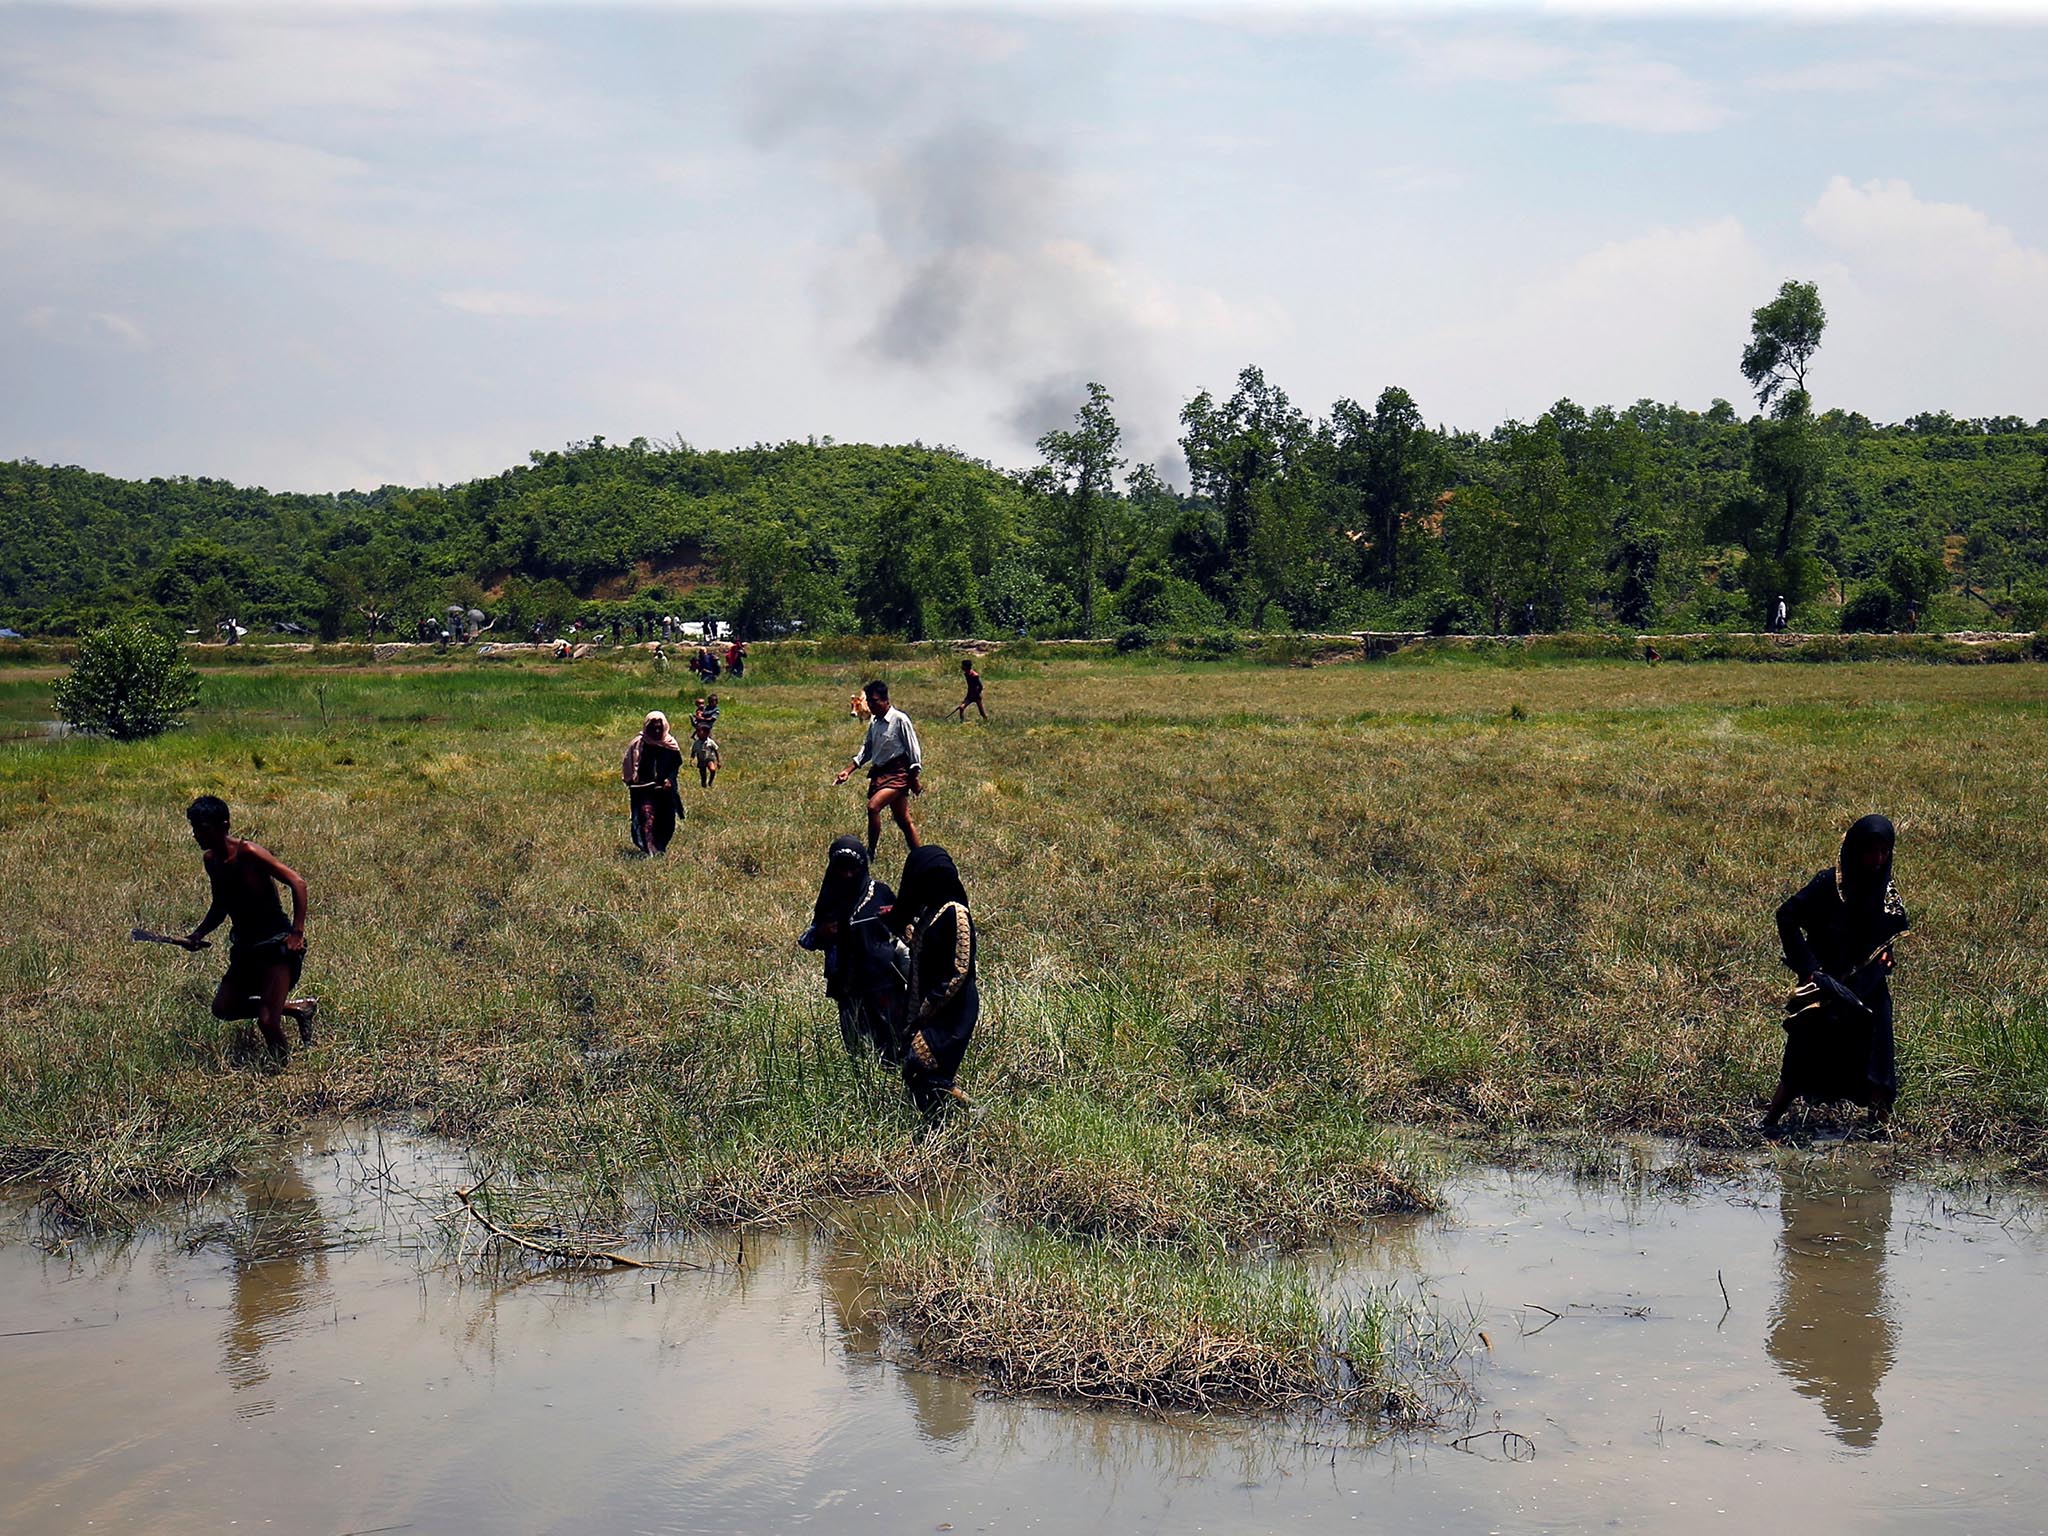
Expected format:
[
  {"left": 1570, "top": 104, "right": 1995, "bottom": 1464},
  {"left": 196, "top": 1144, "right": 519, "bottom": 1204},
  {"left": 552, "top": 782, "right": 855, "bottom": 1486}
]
[{"left": 2, "top": 642, "right": 2045, "bottom": 1404}]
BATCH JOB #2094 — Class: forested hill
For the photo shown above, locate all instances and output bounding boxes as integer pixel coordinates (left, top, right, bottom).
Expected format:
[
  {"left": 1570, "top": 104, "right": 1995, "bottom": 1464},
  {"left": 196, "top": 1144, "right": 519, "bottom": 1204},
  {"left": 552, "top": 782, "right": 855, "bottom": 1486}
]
[{"left": 4, "top": 395, "right": 2045, "bottom": 641}]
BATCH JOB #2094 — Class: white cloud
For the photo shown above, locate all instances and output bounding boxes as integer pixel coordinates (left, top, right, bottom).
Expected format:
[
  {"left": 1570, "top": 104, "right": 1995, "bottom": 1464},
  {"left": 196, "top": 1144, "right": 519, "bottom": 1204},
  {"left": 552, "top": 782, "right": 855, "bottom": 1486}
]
[
  {"left": 1549, "top": 57, "right": 1733, "bottom": 133},
  {"left": 21, "top": 304, "right": 149, "bottom": 349},
  {"left": 0, "top": 10, "right": 593, "bottom": 268},
  {"left": 1801, "top": 176, "right": 2048, "bottom": 418},
  {"left": 1398, "top": 29, "right": 1730, "bottom": 134},
  {"left": 10, "top": 12, "right": 556, "bottom": 128},
  {"left": 1402, "top": 216, "right": 1773, "bottom": 425},
  {"left": 440, "top": 289, "right": 586, "bottom": 320},
  {"left": 1750, "top": 55, "right": 1928, "bottom": 94},
  {"left": 1406, "top": 31, "right": 1579, "bottom": 85}
]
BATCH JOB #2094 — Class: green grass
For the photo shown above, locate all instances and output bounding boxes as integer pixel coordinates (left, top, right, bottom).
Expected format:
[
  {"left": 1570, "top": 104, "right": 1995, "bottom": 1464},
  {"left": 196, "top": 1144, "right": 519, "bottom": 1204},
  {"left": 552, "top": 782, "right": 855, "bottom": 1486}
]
[{"left": 3, "top": 647, "right": 2046, "bottom": 1223}]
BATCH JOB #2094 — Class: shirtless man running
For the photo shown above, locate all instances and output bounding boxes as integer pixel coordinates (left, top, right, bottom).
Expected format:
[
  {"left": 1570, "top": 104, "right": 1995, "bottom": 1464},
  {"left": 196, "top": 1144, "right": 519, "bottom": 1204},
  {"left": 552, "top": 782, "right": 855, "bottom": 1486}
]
[{"left": 175, "top": 796, "right": 317, "bottom": 1062}]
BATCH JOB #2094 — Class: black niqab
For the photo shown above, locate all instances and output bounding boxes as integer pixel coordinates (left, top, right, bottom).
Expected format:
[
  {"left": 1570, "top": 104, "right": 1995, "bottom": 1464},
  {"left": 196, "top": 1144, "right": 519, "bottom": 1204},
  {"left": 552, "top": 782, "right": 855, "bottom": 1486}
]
[
  {"left": 893, "top": 845, "right": 968, "bottom": 931},
  {"left": 813, "top": 835, "right": 874, "bottom": 926},
  {"left": 1837, "top": 815, "right": 1896, "bottom": 913}
]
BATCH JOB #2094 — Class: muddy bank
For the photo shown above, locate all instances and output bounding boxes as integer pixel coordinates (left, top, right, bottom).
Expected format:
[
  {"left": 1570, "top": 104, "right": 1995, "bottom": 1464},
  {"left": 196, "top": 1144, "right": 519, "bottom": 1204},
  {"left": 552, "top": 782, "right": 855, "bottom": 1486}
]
[{"left": 2, "top": 1130, "right": 2043, "bottom": 1534}]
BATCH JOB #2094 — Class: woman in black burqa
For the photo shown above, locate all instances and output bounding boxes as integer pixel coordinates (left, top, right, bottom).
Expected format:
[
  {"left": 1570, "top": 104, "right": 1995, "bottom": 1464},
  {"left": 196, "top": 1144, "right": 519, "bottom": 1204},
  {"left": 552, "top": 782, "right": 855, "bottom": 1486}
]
[
  {"left": 799, "top": 836, "right": 907, "bottom": 1063},
  {"left": 887, "top": 845, "right": 978, "bottom": 1124},
  {"left": 622, "top": 711, "right": 685, "bottom": 855},
  {"left": 1760, "top": 815, "right": 1912, "bottom": 1133}
]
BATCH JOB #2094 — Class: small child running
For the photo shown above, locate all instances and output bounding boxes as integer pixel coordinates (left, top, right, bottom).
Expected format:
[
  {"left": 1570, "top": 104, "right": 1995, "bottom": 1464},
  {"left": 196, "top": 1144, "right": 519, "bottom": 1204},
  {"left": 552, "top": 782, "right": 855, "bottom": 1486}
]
[
  {"left": 948, "top": 657, "right": 987, "bottom": 723},
  {"left": 691, "top": 722, "right": 721, "bottom": 788}
]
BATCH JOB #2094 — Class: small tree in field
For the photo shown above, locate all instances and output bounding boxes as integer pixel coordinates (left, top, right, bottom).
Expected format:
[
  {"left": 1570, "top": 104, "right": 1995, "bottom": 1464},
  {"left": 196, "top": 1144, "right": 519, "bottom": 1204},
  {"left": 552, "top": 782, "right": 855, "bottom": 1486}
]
[{"left": 53, "top": 622, "right": 201, "bottom": 740}]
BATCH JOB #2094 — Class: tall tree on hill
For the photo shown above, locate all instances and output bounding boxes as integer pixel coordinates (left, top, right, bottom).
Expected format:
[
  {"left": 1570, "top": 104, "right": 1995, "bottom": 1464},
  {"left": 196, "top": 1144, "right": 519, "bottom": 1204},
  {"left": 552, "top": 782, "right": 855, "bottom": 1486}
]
[
  {"left": 1740, "top": 281, "right": 1826, "bottom": 415},
  {"left": 1034, "top": 383, "right": 1124, "bottom": 639},
  {"left": 1737, "top": 280, "right": 1831, "bottom": 618}
]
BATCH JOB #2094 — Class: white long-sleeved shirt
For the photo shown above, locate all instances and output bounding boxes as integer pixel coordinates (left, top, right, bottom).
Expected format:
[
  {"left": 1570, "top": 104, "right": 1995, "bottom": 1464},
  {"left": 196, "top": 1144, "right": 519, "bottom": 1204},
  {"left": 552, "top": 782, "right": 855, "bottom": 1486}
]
[{"left": 853, "top": 706, "right": 921, "bottom": 773}]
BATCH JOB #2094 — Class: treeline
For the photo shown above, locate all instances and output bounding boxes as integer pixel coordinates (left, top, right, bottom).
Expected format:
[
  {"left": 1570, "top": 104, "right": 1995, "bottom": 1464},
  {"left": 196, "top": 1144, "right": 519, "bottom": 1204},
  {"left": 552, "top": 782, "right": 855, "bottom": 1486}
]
[{"left": 4, "top": 293, "right": 2045, "bottom": 640}]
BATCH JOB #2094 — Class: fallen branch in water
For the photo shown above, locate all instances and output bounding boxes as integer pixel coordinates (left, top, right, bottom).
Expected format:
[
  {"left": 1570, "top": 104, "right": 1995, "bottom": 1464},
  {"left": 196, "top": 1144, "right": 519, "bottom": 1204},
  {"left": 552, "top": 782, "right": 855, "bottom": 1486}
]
[
  {"left": 455, "top": 1179, "right": 702, "bottom": 1272},
  {"left": 1448, "top": 1428, "right": 1536, "bottom": 1461}
]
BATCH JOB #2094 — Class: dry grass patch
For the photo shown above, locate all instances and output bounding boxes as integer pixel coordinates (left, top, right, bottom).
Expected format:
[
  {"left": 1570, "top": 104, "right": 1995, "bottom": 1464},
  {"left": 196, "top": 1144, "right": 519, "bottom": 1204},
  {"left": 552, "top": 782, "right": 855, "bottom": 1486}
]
[{"left": 864, "top": 1211, "right": 1459, "bottom": 1418}]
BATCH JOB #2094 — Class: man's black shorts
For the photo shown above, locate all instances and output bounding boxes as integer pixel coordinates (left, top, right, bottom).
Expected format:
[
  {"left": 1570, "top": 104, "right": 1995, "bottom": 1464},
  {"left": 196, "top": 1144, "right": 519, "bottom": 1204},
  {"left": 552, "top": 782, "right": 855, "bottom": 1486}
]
[{"left": 221, "top": 937, "right": 304, "bottom": 1001}]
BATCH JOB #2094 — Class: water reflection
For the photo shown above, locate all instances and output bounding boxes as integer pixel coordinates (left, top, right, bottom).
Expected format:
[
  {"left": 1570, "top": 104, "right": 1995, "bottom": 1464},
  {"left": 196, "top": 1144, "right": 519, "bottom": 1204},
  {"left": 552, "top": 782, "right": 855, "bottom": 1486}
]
[
  {"left": 220, "top": 1165, "right": 332, "bottom": 1418},
  {"left": 818, "top": 1233, "right": 978, "bottom": 1445},
  {"left": 1766, "top": 1156, "right": 1896, "bottom": 1449}
]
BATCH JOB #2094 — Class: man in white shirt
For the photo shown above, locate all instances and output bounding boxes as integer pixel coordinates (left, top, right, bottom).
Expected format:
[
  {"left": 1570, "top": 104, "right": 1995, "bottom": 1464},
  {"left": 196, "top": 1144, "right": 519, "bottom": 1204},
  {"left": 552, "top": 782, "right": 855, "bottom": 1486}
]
[{"left": 835, "top": 679, "right": 924, "bottom": 854}]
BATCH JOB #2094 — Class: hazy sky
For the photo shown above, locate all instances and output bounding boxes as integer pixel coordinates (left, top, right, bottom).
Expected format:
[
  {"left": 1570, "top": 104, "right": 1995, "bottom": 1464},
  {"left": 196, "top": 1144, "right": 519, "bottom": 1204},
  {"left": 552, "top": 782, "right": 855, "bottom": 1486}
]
[{"left": 3, "top": 2, "right": 2046, "bottom": 491}]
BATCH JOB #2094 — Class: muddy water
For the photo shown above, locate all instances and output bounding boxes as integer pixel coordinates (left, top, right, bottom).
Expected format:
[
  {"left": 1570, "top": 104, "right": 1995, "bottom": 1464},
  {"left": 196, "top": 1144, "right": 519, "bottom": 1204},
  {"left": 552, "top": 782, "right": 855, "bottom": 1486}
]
[{"left": 3, "top": 1135, "right": 2044, "bottom": 1535}]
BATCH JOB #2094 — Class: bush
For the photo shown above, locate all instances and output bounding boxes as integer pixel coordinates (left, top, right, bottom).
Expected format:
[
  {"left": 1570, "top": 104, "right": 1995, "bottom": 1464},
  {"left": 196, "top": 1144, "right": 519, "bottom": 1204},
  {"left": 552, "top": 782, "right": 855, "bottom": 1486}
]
[
  {"left": 2010, "top": 584, "right": 2048, "bottom": 631},
  {"left": 1114, "top": 624, "right": 1156, "bottom": 654},
  {"left": 1174, "top": 630, "right": 1242, "bottom": 660},
  {"left": 1411, "top": 588, "right": 1479, "bottom": 636},
  {"left": 1840, "top": 583, "right": 1898, "bottom": 633},
  {"left": 52, "top": 622, "right": 202, "bottom": 740}
]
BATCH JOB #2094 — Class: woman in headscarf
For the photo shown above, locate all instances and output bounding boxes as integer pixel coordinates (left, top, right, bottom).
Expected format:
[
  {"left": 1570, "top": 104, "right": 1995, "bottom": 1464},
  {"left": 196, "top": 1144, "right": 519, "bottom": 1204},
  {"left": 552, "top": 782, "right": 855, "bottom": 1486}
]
[
  {"left": 887, "top": 845, "right": 978, "bottom": 1124},
  {"left": 621, "top": 711, "right": 684, "bottom": 855},
  {"left": 798, "top": 836, "right": 907, "bottom": 1062},
  {"left": 1760, "top": 815, "right": 1911, "bottom": 1133}
]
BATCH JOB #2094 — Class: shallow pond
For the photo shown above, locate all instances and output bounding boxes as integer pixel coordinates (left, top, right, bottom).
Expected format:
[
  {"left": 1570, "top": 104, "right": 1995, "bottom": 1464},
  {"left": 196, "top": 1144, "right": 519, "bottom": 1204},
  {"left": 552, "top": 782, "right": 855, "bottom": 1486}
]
[{"left": 3, "top": 1130, "right": 2043, "bottom": 1534}]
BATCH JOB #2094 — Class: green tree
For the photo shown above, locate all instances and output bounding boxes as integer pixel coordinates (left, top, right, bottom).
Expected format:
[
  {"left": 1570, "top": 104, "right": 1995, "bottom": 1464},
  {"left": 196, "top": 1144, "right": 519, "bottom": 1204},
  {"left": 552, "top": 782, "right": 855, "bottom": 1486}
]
[
  {"left": 1885, "top": 542, "right": 1946, "bottom": 621},
  {"left": 1741, "top": 280, "right": 1826, "bottom": 418},
  {"left": 1442, "top": 486, "right": 1516, "bottom": 633},
  {"left": 1330, "top": 387, "right": 1435, "bottom": 596},
  {"left": 1736, "top": 281, "right": 1831, "bottom": 620},
  {"left": 53, "top": 621, "right": 201, "bottom": 740},
  {"left": 1179, "top": 366, "right": 1311, "bottom": 618},
  {"left": 980, "top": 549, "right": 1064, "bottom": 636},
  {"left": 1034, "top": 383, "right": 1124, "bottom": 638},
  {"left": 1493, "top": 413, "right": 1599, "bottom": 628},
  {"left": 846, "top": 475, "right": 912, "bottom": 637}
]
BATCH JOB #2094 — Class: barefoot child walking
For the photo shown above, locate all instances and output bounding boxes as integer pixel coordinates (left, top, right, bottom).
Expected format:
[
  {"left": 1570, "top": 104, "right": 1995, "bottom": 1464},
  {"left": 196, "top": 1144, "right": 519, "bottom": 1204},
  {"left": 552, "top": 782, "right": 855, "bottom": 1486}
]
[
  {"left": 691, "top": 720, "right": 721, "bottom": 788},
  {"left": 947, "top": 657, "right": 987, "bottom": 723}
]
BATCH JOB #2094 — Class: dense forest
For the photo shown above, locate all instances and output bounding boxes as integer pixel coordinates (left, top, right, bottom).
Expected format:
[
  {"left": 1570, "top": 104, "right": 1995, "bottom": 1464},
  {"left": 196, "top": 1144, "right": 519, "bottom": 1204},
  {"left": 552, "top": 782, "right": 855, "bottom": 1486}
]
[{"left": 5, "top": 288, "right": 2046, "bottom": 641}]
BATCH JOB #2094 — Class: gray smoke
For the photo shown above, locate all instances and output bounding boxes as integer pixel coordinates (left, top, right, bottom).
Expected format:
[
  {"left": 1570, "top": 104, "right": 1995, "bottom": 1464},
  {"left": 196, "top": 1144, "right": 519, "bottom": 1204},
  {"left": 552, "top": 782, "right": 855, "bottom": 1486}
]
[
  {"left": 1007, "top": 369, "right": 1102, "bottom": 446},
  {"left": 744, "top": 41, "right": 1165, "bottom": 458}
]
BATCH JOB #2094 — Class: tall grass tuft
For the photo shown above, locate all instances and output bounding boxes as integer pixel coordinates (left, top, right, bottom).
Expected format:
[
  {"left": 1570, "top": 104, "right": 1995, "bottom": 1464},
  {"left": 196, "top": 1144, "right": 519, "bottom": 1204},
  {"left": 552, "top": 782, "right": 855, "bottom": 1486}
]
[{"left": 865, "top": 1211, "right": 1454, "bottom": 1418}]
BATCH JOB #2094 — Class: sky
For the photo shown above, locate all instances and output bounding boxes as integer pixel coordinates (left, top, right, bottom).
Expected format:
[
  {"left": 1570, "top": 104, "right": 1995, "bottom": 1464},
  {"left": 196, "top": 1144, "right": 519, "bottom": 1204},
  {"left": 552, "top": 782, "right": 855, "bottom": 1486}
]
[{"left": 2, "top": 2, "right": 2046, "bottom": 492}]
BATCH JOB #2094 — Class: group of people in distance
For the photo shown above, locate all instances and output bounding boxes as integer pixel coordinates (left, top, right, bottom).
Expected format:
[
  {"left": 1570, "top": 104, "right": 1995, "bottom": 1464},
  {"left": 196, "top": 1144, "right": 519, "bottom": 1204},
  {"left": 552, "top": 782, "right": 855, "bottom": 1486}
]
[{"left": 158, "top": 655, "right": 1897, "bottom": 1138}]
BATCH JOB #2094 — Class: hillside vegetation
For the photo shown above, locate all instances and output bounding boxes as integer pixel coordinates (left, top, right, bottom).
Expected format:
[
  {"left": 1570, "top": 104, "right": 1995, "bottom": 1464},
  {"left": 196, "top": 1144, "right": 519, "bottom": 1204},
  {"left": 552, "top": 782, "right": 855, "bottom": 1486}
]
[{"left": 5, "top": 384, "right": 2045, "bottom": 642}]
